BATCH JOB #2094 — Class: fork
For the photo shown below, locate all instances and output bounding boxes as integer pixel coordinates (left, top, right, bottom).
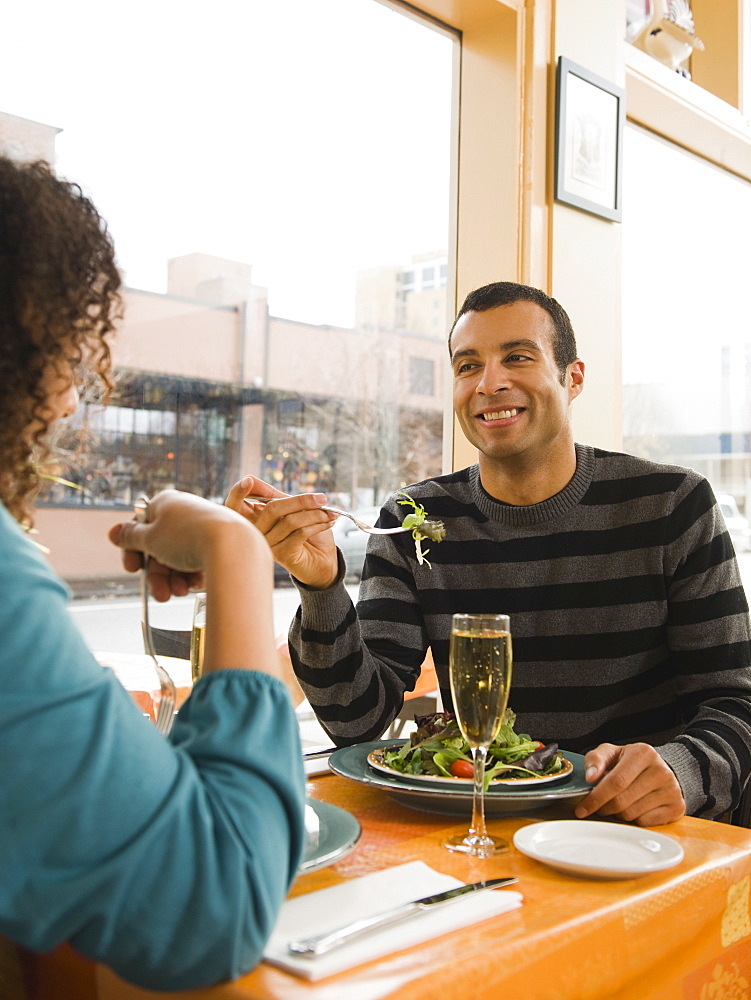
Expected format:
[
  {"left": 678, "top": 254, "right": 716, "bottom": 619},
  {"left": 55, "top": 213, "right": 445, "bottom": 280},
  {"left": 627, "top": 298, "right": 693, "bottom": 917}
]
[
  {"left": 242, "top": 495, "right": 414, "bottom": 535},
  {"left": 134, "top": 496, "right": 177, "bottom": 736}
]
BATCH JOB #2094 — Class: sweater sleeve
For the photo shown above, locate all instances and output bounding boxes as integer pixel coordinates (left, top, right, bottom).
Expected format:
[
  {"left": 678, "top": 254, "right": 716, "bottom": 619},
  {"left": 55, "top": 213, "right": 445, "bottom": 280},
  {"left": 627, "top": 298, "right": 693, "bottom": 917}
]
[
  {"left": 289, "top": 528, "right": 427, "bottom": 745},
  {"left": 0, "top": 509, "right": 306, "bottom": 991},
  {"left": 655, "top": 477, "right": 751, "bottom": 818}
]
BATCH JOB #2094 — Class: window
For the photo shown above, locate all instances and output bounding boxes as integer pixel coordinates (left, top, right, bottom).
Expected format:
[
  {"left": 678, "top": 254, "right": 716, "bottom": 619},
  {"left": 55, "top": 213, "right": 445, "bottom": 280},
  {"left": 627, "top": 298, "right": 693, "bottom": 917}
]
[
  {"left": 622, "top": 124, "right": 751, "bottom": 514},
  {"left": 1, "top": 0, "right": 456, "bottom": 517},
  {"left": 409, "top": 357, "right": 435, "bottom": 396}
]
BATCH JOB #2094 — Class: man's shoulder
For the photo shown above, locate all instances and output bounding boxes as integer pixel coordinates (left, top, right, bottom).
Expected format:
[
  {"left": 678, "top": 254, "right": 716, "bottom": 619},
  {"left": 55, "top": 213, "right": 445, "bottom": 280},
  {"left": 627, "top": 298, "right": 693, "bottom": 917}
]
[
  {"left": 382, "top": 468, "right": 476, "bottom": 514},
  {"left": 396, "top": 467, "right": 474, "bottom": 496},
  {"left": 589, "top": 446, "right": 706, "bottom": 486}
]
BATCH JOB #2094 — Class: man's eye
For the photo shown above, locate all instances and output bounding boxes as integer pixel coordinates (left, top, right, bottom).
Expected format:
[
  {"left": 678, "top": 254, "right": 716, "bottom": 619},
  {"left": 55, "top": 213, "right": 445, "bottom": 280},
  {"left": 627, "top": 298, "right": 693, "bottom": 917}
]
[
  {"left": 507, "top": 354, "right": 532, "bottom": 363},
  {"left": 455, "top": 362, "right": 478, "bottom": 374}
]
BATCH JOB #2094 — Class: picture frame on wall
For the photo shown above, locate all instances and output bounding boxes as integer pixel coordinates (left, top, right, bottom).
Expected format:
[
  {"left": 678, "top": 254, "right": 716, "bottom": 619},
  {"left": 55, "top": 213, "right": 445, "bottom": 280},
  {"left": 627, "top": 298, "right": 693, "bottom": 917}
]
[{"left": 554, "top": 57, "right": 625, "bottom": 222}]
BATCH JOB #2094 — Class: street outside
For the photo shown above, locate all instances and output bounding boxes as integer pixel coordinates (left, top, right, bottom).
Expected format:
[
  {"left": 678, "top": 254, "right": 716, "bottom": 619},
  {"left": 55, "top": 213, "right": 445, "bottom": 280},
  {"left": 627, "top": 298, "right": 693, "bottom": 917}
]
[
  {"left": 69, "top": 552, "right": 751, "bottom": 657},
  {"left": 69, "top": 580, "right": 360, "bottom": 655}
]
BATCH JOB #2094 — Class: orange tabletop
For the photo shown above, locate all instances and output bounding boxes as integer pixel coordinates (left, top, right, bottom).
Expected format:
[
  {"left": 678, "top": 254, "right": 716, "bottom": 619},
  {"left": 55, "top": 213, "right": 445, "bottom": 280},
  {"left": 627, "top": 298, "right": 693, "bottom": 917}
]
[
  {"left": 94, "top": 650, "right": 194, "bottom": 720},
  {"left": 67, "top": 772, "right": 751, "bottom": 1000}
]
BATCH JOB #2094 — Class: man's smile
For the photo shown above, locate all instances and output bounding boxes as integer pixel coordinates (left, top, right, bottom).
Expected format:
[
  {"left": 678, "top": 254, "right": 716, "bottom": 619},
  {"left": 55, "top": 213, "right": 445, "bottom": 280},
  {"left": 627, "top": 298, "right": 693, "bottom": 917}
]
[{"left": 477, "top": 407, "right": 524, "bottom": 422}]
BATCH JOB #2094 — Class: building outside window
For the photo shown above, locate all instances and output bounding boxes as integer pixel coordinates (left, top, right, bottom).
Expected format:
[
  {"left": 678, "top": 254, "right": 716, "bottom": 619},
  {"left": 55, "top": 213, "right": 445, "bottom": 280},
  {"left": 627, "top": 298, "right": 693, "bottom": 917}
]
[
  {"left": 409, "top": 357, "right": 435, "bottom": 397},
  {"left": 0, "top": 0, "right": 456, "bottom": 578}
]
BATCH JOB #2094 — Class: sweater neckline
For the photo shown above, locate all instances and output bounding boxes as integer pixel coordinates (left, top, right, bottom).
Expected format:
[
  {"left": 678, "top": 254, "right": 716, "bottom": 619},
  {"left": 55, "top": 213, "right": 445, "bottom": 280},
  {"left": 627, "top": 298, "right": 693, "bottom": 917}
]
[{"left": 469, "top": 443, "right": 595, "bottom": 525}]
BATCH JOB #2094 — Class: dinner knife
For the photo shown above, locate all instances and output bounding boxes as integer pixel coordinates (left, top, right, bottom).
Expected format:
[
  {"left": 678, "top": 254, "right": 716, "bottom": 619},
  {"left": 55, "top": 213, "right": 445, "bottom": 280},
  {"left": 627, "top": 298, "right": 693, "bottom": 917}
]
[
  {"left": 287, "top": 876, "right": 518, "bottom": 956},
  {"left": 303, "top": 746, "right": 338, "bottom": 759}
]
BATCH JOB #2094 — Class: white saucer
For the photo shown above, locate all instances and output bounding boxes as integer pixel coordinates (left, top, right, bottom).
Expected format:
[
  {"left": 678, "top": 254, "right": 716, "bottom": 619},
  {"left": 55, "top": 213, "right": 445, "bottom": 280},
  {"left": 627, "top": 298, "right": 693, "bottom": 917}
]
[{"left": 513, "top": 819, "right": 684, "bottom": 879}]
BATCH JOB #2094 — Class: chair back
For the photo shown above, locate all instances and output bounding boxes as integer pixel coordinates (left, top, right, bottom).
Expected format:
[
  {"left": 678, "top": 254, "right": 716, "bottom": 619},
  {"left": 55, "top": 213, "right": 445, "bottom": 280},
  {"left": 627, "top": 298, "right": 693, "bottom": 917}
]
[
  {"left": 141, "top": 623, "right": 191, "bottom": 660},
  {"left": 729, "top": 781, "right": 751, "bottom": 827}
]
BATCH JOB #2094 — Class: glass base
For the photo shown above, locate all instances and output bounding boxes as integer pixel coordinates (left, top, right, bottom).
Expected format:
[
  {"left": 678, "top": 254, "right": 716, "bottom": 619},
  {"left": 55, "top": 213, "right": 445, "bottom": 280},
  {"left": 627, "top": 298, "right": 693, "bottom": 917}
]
[{"left": 443, "top": 833, "right": 509, "bottom": 857}]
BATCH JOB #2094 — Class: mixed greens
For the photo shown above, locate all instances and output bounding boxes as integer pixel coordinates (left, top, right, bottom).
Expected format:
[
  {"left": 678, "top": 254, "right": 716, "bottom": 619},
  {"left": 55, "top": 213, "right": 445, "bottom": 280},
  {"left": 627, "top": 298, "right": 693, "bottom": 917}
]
[
  {"left": 396, "top": 491, "right": 446, "bottom": 568},
  {"left": 382, "top": 709, "right": 564, "bottom": 788}
]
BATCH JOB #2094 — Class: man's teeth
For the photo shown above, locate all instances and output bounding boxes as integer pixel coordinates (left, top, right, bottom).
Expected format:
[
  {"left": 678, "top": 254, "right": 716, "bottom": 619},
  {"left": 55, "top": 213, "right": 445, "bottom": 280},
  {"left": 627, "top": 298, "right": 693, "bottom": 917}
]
[{"left": 482, "top": 409, "right": 519, "bottom": 420}]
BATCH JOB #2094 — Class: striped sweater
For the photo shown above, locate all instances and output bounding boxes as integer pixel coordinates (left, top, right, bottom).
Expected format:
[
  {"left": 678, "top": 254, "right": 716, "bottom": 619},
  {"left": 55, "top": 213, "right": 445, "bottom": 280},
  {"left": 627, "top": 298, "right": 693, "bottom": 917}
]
[{"left": 289, "top": 444, "right": 751, "bottom": 818}]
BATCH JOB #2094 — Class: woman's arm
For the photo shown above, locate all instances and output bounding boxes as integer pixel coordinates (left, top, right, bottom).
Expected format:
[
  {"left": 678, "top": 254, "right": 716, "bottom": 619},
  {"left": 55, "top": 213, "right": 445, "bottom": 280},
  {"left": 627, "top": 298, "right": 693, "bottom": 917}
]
[{"left": 0, "top": 495, "right": 306, "bottom": 990}]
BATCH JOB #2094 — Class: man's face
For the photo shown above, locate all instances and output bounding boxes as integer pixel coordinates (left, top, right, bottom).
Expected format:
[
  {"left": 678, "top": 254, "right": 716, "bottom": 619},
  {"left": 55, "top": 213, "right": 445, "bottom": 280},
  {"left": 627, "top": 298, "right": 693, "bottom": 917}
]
[{"left": 450, "top": 301, "right": 583, "bottom": 467}]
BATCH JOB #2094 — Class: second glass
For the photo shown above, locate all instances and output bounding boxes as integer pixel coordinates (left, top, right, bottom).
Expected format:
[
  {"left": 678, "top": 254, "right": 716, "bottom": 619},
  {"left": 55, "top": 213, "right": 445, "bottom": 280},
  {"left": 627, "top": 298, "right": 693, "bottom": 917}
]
[
  {"left": 443, "top": 612, "right": 512, "bottom": 857},
  {"left": 190, "top": 593, "right": 207, "bottom": 683}
]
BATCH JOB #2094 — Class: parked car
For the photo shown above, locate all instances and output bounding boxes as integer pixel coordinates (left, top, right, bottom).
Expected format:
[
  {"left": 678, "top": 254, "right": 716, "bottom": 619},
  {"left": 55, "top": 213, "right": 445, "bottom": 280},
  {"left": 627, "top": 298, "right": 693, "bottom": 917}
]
[
  {"left": 331, "top": 505, "right": 382, "bottom": 581},
  {"left": 717, "top": 494, "right": 751, "bottom": 554}
]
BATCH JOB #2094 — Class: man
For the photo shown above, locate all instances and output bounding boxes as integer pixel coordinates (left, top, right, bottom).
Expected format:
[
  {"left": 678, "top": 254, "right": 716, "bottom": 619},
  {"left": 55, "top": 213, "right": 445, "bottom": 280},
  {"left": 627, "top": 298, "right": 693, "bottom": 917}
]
[{"left": 227, "top": 281, "right": 751, "bottom": 826}]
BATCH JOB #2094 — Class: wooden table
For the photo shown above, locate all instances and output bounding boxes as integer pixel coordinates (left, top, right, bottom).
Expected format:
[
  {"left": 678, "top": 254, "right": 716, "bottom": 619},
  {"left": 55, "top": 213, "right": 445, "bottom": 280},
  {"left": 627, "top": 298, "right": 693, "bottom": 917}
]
[
  {"left": 93, "top": 651, "right": 194, "bottom": 720},
  {"left": 28, "top": 769, "right": 748, "bottom": 1000}
]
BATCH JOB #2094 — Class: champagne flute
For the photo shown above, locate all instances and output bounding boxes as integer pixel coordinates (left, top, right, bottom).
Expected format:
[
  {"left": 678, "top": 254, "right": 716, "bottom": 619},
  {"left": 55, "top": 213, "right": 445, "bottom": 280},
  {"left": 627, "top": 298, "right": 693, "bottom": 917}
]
[
  {"left": 443, "top": 612, "right": 512, "bottom": 857},
  {"left": 190, "top": 592, "right": 207, "bottom": 683}
]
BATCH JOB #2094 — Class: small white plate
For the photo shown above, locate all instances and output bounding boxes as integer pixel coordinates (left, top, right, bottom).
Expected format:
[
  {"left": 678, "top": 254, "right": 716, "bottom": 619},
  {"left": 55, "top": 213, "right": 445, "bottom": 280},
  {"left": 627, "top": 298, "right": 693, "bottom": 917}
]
[{"left": 513, "top": 820, "right": 684, "bottom": 879}]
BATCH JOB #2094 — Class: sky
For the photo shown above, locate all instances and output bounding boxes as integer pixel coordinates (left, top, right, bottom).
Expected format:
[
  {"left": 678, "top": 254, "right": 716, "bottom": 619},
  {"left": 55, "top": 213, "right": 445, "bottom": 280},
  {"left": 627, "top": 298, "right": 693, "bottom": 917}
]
[{"left": 0, "top": 0, "right": 454, "bottom": 326}]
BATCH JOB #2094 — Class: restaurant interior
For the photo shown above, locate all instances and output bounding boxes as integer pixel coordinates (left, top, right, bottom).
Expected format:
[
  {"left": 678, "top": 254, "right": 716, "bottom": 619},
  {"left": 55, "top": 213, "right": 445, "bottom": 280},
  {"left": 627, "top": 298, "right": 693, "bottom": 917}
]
[{"left": 3, "top": 0, "right": 751, "bottom": 998}]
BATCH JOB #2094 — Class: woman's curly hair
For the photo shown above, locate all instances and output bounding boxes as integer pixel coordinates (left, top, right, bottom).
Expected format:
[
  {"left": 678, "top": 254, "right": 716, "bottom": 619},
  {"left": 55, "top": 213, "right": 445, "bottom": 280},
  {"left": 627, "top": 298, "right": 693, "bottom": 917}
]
[{"left": 0, "top": 155, "right": 122, "bottom": 527}]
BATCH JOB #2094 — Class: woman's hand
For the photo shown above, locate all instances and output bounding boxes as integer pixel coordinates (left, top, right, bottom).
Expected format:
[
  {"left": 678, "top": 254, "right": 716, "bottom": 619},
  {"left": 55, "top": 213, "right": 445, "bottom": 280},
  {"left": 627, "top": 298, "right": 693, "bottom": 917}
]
[
  {"left": 109, "top": 490, "right": 257, "bottom": 601},
  {"left": 225, "top": 476, "right": 340, "bottom": 589},
  {"left": 109, "top": 490, "right": 279, "bottom": 678}
]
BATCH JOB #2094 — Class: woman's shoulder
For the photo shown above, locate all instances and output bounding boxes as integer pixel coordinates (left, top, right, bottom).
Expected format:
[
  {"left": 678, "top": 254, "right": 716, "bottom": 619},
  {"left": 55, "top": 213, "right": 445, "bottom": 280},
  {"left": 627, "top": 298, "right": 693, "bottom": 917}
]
[{"left": 0, "top": 503, "right": 69, "bottom": 597}]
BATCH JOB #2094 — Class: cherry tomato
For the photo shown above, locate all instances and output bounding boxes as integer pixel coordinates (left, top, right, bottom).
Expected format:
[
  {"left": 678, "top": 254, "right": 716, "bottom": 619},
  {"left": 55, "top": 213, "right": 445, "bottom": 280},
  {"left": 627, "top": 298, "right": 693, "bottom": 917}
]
[
  {"left": 531, "top": 741, "right": 545, "bottom": 749},
  {"left": 450, "top": 759, "right": 475, "bottom": 779}
]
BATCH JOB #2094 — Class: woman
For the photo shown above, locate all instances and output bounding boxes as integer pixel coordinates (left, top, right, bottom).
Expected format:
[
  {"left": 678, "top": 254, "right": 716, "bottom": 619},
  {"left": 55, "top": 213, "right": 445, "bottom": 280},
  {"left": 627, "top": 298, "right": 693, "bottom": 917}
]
[{"left": 0, "top": 155, "right": 305, "bottom": 990}]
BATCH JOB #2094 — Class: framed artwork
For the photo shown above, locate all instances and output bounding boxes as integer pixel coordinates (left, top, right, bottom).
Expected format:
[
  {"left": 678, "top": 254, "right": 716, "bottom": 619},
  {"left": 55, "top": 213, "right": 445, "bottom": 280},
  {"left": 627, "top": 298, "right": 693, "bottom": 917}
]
[{"left": 554, "top": 57, "right": 626, "bottom": 222}]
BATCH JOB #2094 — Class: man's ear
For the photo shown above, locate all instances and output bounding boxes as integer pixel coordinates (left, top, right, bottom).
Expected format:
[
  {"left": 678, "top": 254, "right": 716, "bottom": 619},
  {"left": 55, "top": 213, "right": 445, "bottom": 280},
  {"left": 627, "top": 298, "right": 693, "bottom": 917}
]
[{"left": 568, "top": 359, "right": 585, "bottom": 400}]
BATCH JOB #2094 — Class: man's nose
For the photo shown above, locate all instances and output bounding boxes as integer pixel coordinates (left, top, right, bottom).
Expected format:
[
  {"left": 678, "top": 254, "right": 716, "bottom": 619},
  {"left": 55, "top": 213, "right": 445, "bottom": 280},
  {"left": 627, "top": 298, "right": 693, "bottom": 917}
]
[{"left": 475, "top": 361, "right": 509, "bottom": 394}]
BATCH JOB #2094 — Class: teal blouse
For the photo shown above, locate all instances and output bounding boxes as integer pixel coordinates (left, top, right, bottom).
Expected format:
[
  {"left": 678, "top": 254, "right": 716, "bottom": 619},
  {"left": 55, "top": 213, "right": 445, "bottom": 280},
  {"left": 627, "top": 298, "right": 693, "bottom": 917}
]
[{"left": 0, "top": 503, "right": 305, "bottom": 990}]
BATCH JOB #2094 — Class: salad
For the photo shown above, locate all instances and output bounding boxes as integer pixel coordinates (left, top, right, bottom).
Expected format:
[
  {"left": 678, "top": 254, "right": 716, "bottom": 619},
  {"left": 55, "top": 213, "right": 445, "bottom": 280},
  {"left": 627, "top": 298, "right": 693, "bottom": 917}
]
[
  {"left": 396, "top": 491, "right": 446, "bottom": 567},
  {"left": 381, "top": 709, "right": 564, "bottom": 788}
]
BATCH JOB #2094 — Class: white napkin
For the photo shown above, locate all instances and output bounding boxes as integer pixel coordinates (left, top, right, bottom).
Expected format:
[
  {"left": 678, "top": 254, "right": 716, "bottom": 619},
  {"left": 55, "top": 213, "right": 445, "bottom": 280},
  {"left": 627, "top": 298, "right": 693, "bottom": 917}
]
[
  {"left": 304, "top": 755, "right": 333, "bottom": 777},
  {"left": 263, "top": 860, "right": 523, "bottom": 981}
]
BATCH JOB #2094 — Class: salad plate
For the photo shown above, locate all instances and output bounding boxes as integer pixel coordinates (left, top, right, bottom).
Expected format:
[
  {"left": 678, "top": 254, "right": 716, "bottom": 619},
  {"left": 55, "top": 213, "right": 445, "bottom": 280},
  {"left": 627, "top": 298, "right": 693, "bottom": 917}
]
[
  {"left": 299, "top": 799, "right": 361, "bottom": 874},
  {"left": 367, "top": 746, "right": 574, "bottom": 787},
  {"left": 513, "top": 820, "right": 684, "bottom": 879},
  {"left": 329, "top": 740, "right": 590, "bottom": 816}
]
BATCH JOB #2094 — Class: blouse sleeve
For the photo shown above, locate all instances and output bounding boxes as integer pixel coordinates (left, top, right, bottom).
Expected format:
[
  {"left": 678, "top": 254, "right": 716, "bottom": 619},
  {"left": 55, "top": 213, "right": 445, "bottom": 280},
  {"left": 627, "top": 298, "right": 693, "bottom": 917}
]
[{"left": 0, "top": 510, "right": 306, "bottom": 991}]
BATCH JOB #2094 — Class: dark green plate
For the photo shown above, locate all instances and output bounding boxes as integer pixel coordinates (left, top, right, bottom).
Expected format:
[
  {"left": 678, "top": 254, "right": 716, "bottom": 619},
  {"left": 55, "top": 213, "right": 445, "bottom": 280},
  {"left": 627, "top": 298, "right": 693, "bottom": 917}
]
[
  {"left": 329, "top": 740, "right": 590, "bottom": 816},
  {"left": 299, "top": 799, "right": 361, "bottom": 873}
]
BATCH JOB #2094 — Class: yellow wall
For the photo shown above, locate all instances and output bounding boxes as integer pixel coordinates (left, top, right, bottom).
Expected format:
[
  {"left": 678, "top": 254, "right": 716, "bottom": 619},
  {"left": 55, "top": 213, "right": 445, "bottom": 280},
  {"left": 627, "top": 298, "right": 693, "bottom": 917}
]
[{"left": 550, "top": 0, "right": 625, "bottom": 452}]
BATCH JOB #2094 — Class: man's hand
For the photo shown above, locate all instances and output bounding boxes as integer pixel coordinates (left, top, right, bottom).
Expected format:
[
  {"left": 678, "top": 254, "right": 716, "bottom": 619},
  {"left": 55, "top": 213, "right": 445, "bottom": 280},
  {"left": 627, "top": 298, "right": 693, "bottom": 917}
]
[
  {"left": 575, "top": 742, "right": 686, "bottom": 826},
  {"left": 225, "top": 475, "right": 340, "bottom": 589}
]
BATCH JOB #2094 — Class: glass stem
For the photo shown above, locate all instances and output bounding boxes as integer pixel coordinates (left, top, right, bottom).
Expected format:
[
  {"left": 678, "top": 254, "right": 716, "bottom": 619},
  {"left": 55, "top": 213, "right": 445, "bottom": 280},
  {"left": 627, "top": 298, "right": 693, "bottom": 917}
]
[{"left": 468, "top": 744, "right": 489, "bottom": 843}]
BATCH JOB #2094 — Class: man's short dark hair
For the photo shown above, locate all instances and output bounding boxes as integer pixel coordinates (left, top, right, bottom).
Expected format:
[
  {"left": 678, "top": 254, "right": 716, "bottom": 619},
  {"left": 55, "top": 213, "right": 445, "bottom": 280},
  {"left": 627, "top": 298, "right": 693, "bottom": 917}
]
[{"left": 449, "top": 281, "right": 578, "bottom": 380}]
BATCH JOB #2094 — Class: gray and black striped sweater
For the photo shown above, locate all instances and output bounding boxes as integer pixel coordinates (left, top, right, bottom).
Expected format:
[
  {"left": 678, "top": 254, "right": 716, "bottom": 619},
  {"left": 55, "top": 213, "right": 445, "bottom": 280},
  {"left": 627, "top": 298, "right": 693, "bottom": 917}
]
[{"left": 290, "top": 444, "right": 751, "bottom": 818}]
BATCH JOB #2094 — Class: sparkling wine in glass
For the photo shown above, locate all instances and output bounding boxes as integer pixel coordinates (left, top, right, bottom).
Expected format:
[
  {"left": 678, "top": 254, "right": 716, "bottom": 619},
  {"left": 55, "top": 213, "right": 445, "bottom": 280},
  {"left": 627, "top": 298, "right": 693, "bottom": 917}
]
[
  {"left": 443, "top": 612, "right": 512, "bottom": 857},
  {"left": 190, "top": 592, "right": 207, "bottom": 683}
]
